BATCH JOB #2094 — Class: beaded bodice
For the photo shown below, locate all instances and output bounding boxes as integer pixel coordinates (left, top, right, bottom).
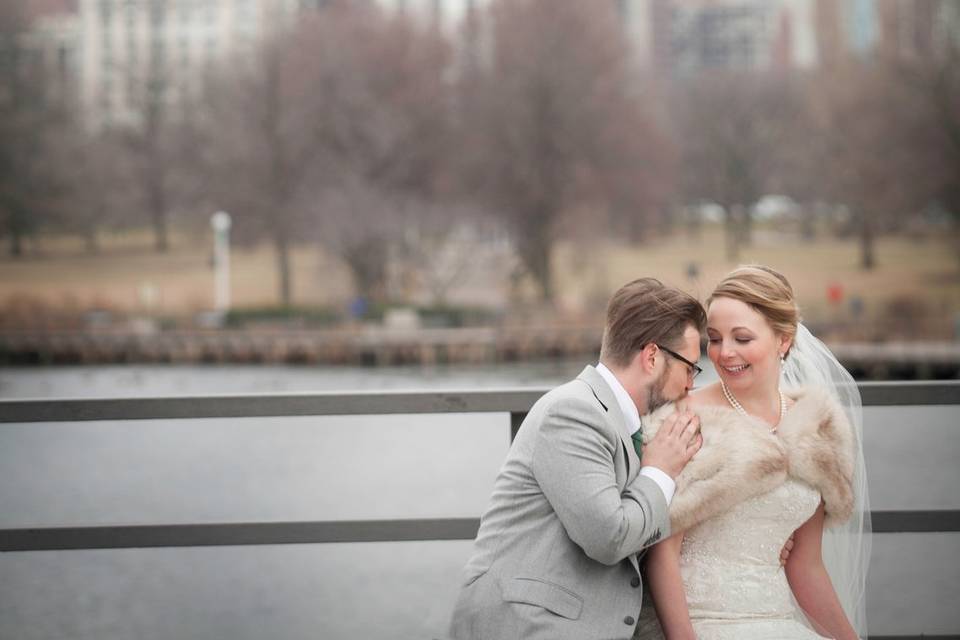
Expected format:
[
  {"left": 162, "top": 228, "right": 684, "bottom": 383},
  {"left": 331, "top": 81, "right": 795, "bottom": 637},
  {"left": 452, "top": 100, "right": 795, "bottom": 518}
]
[{"left": 679, "top": 478, "right": 821, "bottom": 620}]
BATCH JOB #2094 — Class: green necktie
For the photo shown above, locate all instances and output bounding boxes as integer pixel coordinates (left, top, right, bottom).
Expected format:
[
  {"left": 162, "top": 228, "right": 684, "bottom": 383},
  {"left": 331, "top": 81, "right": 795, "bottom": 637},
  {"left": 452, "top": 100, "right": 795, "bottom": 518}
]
[{"left": 631, "top": 430, "right": 643, "bottom": 462}]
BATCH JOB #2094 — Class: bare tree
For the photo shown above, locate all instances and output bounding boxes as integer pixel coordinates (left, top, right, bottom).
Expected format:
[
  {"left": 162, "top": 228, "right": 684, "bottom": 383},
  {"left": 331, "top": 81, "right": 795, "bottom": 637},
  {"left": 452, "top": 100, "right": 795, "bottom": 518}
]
[
  {"left": 111, "top": 1, "right": 185, "bottom": 253},
  {"left": 311, "top": 180, "right": 398, "bottom": 304},
  {"left": 884, "top": 33, "right": 960, "bottom": 267},
  {"left": 296, "top": 4, "right": 455, "bottom": 305},
  {"left": 392, "top": 201, "right": 490, "bottom": 306},
  {"left": 809, "top": 53, "right": 945, "bottom": 269},
  {"left": 201, "top": 25, "right": 325, "bottom": 306},
  {"left": 672, "top": 71, "right": 804, "bottom": 261},
  {"left": 56, "top": 129, "right": 135, "bottom": 253},
  {"left": 459, "top": 0, "right": 673, "bottom": 302},
  {"left": 0, "top": 0, "right": 71, "bottom": 256},
  {"left": 202, "top": 3, "right": 455, "bottom": 307}
]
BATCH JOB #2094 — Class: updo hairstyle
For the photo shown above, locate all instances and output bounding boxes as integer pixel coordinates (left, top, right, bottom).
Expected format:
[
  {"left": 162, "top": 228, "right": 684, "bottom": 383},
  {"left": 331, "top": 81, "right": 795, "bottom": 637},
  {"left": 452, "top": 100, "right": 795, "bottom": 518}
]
[{"left": 707, "top": 265, "right": 800, "bottom": 356}]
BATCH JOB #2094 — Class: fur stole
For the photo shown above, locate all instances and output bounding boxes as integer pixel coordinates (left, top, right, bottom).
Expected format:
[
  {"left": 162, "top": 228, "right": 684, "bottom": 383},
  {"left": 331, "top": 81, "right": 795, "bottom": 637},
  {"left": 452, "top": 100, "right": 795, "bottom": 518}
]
[{"left": 640, "top": 386, "right": 856, "bottom": 533}]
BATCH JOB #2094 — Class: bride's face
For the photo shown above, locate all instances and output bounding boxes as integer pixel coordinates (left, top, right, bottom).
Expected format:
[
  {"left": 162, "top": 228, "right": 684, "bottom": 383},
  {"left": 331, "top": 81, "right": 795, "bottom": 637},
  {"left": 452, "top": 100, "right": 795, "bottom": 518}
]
[{"left": 706, "top": 296, "right": 788, "bottom": 392}]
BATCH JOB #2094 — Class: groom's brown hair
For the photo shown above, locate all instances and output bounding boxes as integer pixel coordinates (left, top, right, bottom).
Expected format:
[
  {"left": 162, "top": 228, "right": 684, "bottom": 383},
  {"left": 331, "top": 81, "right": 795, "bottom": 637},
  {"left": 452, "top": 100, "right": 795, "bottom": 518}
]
[{"left": 600, "top": 278, "right": 706, "bottom": 368}]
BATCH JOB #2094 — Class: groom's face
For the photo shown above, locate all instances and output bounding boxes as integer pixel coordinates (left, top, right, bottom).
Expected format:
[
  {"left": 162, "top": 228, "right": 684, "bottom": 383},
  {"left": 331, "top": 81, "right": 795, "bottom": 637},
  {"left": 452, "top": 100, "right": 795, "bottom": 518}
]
[{"left": 648, "top": 324, "right": 701, "bottom": 411}]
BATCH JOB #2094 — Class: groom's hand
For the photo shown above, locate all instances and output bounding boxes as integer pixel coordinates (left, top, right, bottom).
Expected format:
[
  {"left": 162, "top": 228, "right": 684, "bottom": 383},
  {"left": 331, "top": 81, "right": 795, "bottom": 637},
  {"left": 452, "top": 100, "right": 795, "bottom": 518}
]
[{"left": 642, "top": 410, "right": 701, "bottom": 479}]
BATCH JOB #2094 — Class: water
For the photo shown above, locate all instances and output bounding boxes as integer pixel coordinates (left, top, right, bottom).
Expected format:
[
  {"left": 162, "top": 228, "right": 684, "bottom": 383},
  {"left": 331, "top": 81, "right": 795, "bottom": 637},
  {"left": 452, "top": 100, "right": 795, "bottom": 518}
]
[
  {"left": 0, "top": 361, "right": 590, "bottom": 399},
  {"left": 0, "top": 364, "right": 958, "bottom": 638},
  {"left": 0, "top": 363, "right": 584, "bottom": 640}
]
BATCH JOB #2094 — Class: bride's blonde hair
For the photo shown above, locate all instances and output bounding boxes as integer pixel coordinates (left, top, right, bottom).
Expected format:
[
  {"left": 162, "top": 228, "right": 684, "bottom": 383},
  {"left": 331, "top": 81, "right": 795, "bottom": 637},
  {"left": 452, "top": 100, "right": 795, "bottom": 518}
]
[{"left": 707, "top": 265, "right": 800, "bottom": 355}]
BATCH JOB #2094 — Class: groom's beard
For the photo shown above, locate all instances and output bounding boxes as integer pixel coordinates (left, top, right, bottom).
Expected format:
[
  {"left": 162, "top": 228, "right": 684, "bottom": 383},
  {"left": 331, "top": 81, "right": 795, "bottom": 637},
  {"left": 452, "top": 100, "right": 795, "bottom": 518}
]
[
  {"left": 646, "top": 369, "right": 671, "bottom": 413},
  {"left": 646, "top": 365, "right": 686, "bottom": 413}
]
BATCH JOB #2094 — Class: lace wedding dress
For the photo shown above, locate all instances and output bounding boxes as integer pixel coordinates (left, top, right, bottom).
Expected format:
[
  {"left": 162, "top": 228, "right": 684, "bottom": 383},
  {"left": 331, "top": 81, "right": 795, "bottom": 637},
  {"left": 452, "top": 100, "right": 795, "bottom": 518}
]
[{"left": 637, "top": 478, "right": 828, "bottom": 640}]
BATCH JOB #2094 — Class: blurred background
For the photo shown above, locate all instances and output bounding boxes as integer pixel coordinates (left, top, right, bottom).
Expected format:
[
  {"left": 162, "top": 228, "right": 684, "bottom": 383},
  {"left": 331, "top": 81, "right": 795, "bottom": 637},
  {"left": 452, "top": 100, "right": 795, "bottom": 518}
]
[
  {"left": 1, "top": 0, "right": 959, "bottom": 639},
  {"left": 0, "top": 0, "right": 958, "bottom": 363}
]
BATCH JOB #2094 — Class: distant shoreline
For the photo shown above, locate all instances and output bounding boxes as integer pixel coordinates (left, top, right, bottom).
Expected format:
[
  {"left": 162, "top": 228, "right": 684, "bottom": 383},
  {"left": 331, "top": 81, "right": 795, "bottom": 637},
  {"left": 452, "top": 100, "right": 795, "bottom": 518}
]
[{"left": 1, "top": 328, "right": 957, "bottom": 380}]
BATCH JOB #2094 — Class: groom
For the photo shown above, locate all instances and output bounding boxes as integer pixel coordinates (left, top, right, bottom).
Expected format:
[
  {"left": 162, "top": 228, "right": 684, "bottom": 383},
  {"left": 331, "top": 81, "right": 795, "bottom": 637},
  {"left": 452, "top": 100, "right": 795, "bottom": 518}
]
[{"left": 449, "top": 278, "right": 706, "bottom": 640}]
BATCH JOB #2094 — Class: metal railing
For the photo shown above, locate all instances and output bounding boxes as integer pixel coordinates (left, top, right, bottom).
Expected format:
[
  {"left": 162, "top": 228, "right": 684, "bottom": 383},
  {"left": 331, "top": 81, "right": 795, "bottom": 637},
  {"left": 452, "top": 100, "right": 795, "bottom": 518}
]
[
  {"left": 1, "top": 380, "right": 958, "bottom": 553},
  {"left": 2, "top": 380, "right": 959, "bottom": 639}
]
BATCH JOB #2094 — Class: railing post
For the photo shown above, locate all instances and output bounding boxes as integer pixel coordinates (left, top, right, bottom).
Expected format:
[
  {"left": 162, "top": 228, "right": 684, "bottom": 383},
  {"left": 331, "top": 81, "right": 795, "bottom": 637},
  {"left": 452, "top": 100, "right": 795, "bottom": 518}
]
[{"left": 510, "top": 411, "right": 526, "bottom": 442}]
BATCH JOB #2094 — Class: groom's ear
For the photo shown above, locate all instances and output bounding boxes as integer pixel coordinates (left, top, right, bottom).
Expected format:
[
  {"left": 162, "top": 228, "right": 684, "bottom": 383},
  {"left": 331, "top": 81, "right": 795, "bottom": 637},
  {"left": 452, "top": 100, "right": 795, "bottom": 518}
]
[{"left": 636, "top": 342, "right": 659, "bottom": 374}]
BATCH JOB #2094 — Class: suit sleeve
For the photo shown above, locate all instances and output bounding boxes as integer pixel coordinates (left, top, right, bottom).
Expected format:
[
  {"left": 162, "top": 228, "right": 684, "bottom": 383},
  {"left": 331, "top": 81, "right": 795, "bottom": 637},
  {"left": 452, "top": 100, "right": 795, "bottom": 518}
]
[{"left": 531, "top": 400, "right": 671, "bottom": 565}]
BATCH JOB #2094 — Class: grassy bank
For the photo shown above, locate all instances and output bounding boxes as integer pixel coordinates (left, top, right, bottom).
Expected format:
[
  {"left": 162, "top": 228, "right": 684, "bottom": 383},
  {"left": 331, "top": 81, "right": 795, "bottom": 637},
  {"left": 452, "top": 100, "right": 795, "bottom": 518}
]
[{"left": 1, "top": 224, "right": 957, "bottom": 338}]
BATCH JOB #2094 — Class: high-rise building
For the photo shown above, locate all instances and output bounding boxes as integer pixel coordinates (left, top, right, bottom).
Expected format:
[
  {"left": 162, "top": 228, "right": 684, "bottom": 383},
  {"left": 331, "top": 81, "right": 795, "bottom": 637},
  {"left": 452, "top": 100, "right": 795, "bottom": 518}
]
[
  {"left": 76, "top": 0, "right": 303, "bottom": 130},
  {"left": 648, "top": 0, "right": 960, "bottom": 76},
  {"left": 615, "top": 0, "right": 659, "bottom": 71},
  {"left": 876, "top": 0, "right": 956, "bottom": 60},
  {"left": 847, "top": 0, "right": 879, "bottom": 55},
  {"left": 18, "top": 0, "right": 80, "bottom": 107},
  {"left": 814, "top": 0, "right": 958, "bottom": 66},
  {"left": 661, "top": 0, "right": 820, "bottom": 76},
  {"left": 38, "top": 0, "right": 933, "bottom": 131},
  {"left": 373, "top": 0, "right": 476, "bottom": 38}
]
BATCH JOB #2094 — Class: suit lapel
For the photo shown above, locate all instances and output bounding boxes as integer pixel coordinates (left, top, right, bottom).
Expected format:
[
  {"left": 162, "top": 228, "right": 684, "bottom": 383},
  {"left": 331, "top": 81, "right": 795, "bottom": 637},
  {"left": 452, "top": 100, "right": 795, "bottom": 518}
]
[
  {"left": 576, "top": 365, "right": 645, "bottom": 574},
  {"left": 576, "top": 365, "right": 640, "bottom": 478}
]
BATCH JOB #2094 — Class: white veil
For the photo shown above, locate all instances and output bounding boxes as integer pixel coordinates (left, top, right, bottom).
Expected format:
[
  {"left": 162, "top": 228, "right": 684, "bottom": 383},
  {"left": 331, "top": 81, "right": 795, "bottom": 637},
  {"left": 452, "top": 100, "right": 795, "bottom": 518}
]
[{"left": 781, "top": 323, "right": 871, "bottom": 638}]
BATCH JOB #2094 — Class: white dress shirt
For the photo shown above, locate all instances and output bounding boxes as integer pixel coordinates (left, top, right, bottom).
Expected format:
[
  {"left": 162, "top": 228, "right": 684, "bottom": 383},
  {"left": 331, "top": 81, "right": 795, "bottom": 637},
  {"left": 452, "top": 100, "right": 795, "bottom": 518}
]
[{"left": 596, "top": 362, "right": 676, "bottom": 504}]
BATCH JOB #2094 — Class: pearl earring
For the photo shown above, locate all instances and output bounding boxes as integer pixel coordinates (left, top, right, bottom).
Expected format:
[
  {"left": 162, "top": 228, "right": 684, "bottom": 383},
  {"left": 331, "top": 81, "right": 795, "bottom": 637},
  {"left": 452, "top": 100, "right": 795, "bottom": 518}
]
[{"left": 780, "top": 353, "right": 786, "bottom": 365}]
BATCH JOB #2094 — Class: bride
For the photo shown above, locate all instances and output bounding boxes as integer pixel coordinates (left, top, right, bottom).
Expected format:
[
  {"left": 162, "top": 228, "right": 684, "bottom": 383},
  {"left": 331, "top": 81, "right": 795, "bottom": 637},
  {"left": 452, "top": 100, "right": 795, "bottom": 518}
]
[{"left": 637, "top": 265, "right": 870, "bottom": 639}]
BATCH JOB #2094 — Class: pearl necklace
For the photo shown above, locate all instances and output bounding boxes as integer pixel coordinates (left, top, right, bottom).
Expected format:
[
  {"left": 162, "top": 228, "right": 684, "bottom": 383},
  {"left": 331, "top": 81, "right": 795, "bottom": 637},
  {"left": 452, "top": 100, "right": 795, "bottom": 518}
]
[{"left": 720, "top": 379, "right": 787, "bottom": 433}]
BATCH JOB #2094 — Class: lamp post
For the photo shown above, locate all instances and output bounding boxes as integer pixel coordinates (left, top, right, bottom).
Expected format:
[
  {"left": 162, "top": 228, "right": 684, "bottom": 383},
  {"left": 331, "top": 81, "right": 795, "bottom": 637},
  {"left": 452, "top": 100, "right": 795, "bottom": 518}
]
[{"left": 211, "top": 211, "right": 232, "bottom": 313}]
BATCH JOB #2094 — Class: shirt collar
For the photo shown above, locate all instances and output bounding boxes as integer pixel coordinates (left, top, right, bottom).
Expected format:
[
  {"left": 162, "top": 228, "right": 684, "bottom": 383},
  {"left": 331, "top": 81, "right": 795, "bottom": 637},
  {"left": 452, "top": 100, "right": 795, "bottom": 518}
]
[{"left": 596, "top": 362, "right": 642, "bottom": 436}]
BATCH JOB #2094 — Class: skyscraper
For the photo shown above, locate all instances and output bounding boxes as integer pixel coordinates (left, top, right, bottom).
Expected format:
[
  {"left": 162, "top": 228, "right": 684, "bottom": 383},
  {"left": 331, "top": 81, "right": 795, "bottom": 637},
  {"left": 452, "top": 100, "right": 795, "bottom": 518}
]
[{"left": 77, "top": 0, "right": 299, "bottom": 129}]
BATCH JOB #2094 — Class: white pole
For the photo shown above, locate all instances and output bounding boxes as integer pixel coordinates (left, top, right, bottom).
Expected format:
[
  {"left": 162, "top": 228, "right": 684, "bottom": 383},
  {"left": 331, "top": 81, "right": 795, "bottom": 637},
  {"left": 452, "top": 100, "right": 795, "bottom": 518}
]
[{"left": 211, "top": 211, "right": 232, "bottom": 313}]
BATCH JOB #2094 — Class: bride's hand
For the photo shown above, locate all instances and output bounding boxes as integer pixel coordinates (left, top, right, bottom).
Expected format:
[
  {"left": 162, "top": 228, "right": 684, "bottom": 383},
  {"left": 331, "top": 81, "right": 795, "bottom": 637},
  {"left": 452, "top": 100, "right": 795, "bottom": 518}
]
[{"left": 780, "top": 532, "right": 795, "bottom": 566}]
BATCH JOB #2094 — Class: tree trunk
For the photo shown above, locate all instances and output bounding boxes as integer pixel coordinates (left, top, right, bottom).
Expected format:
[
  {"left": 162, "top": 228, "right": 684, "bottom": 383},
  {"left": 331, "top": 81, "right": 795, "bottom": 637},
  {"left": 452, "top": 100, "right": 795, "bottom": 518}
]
[
  {"left": 859, "top": 211, "right": 875, "bottom": 270},
  {"left": 152, "top": 214, "right": 168, "bottom": 252},
  {"left": 724, "top": 207, "right": 740, "bottom": 262},
  {"left": 625, "top": 210, "right": 647, "bottom": 244},
  {"left": 9, "top": 229, "right": 23, "bottom": 257},
  {"left": 7, "top": 205, "right": 29, "bottom": 257},
  {"left": 955, "top": 230, "right": 960, "bottom": 275},
  {"left": 275, "top": 231, "right": 292, "bottom": 307},
  {"left": 149, "top": 178, "right": 169, "bottom": 253},
  {"left": 685, "top": 205, "right": 702, "bottom": 242},
  {"left": 656, "top": 206, "right": 673, "bottom": 236},
  {"left": 343, "top": 238, "right": 389, "bottom": 305},
  {"left": 84, "top": 227, "right": 100, "bottom": 254},
  {"left": 521, "top": 234, "right": 554, "bottom": 303},
  {"left": 800, "top": 205, "right": 817, "bottom": 242},
  {"left": 739, "top": 204, "right": 753, "bottom": 246}
]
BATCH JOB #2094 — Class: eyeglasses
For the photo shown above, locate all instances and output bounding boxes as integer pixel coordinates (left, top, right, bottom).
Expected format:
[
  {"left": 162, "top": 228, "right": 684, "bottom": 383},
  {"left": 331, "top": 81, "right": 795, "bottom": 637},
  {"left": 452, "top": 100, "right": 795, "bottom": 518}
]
[{"left": 656, "top": 344, "right": 703, "bottom": 380}]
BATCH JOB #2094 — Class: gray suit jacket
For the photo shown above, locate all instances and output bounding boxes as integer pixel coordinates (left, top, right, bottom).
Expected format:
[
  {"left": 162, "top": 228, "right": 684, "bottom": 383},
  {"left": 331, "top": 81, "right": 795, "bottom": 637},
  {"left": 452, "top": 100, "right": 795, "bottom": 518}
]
[{"left": 449, "top": 365, "right": 670, "bottom": 640}]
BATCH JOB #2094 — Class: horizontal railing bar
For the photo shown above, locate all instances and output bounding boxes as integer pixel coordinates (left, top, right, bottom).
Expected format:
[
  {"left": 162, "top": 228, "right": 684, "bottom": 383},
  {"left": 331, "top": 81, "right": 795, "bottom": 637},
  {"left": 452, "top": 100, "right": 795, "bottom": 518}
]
[
  {"left": 872, "top": 510, "right": 960, "bottom": 533},
  {"left": 0, "top": 518, "right": 482, "bottom": 552},
  {"left": 857, "top": 381, "right": 960, "bottom": 406},
  {"left": 871, "top": 636, "right": 960, "bottom": 640},
  {"left": 0, "top": 389, "right": 547, "bottom": 423},
  {"left": 1, "top": 381, "right": 957, "bottom": 424},
  {"left": 2, "top": 511, "right": 957, "bottom": 552}
]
